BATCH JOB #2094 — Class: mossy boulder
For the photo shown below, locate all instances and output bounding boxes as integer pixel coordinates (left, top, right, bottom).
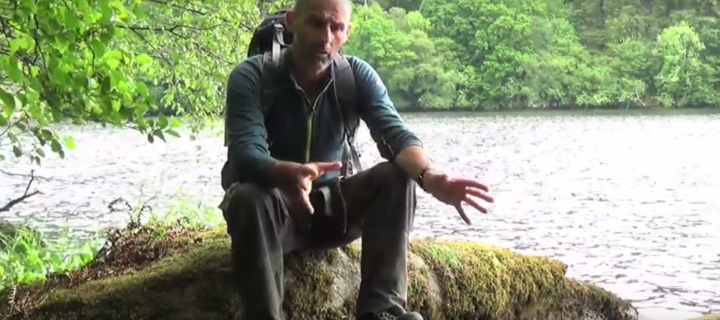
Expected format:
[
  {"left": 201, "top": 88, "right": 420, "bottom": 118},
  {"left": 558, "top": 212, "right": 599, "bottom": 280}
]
[
  {"left": 690, "top": 314, "right": 720, "bottom": 320},
  {"left": 1, "top": 228, "right": 639, "bottom": 320}
]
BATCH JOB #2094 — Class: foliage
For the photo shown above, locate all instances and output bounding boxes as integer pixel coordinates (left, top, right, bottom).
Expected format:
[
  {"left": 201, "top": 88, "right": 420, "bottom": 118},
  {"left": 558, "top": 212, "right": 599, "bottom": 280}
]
[
  {"left": 0, "top": 195, "right": 222, "bottom": 292},
  {"left": 0, "top": 223, "right": 96, "bottom": 291},
  {"left": 0, "top": 0, "right": 258, "bottom": 164}
]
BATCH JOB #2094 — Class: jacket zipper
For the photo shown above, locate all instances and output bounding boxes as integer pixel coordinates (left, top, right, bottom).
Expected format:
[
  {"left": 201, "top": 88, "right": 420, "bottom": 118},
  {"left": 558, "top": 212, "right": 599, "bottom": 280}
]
[{"left": 298, "top": 81, "right": 333, "bottom": 162}]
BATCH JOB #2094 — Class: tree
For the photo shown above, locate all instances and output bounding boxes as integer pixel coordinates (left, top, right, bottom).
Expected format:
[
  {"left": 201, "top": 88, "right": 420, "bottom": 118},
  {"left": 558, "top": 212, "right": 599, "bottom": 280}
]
[
  {"left": 0, "top": 0, "right": 260, "bottom": 166},
  {"left": 653, "top": 21, "right": 715, "bottom": 107}
]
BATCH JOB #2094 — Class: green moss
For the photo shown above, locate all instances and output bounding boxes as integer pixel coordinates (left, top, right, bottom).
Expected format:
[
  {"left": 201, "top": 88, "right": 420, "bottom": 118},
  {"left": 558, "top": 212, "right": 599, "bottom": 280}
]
[
  {"left": 340, "top": 241, "right": 362, "bottom": 261},
  {"left": 4, "top": 237, "right": 238, "bottom": 320},
  {"left": 410, "top": 239, "right": 567, "bottom": 319},
  {"left": 690, "top": 314, "right": 720, "bottom": 320},
  {"left": 1, "top": 230, "right": 637, "bottom": 320},
  {"left": 283, "top": 249, "right": 352, "bottom": 320}
]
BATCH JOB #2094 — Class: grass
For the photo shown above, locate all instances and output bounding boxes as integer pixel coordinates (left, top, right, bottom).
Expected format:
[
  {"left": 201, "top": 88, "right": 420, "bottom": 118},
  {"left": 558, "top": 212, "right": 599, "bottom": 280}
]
[
  {"left": 0, "top": 224, "right": 97, "bottom": 293},
  {"left": 0, "top": 192, "right": 223, "bottom": 295}
]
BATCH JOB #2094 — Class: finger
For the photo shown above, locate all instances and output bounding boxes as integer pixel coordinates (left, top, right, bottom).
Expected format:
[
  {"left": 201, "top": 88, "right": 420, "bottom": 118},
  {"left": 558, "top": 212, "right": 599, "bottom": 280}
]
[
  {"left": 464, "top": 197, "right": 487, "bottom": 214},
  {"left": 455, "top": 204, "right": 472, "bottom": 225},
  {"left": 465, "top": 188, "right": 494, "bottom": 203},
  {"left": 297, "top": 165, "right": 320, "bottom": 178},
  {"left": 313, "top": 161, "right": 343, "bottom": 173},
  {"left": 301, "top": 194, "right": 314, "bottom": 214},
  {"left": 449, "top": 178, "right": 489, "bottom": 192}
]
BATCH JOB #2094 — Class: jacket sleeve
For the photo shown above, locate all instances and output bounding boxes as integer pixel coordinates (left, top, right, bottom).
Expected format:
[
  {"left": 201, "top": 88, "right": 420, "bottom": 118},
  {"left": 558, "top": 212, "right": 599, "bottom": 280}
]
[
  {"left": 224, "top": 59, "right": 278, "bottom": 185},
  {"left": 352, "top": 58, "right": 423, "bottom": 160}
]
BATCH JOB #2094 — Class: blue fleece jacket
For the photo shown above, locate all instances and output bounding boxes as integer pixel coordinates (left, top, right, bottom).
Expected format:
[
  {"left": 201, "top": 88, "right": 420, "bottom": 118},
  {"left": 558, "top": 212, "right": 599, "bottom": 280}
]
[{"left": 223, "top": 52, "right": 422, "bottom": 188}]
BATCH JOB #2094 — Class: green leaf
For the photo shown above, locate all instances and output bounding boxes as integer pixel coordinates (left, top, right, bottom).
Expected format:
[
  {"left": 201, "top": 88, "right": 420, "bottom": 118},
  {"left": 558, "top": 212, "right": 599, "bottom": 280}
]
[
  {"left": 165, "top": 128, "right": 180, "bottom": 137},
  {"left": 106, "top": 58, "right": 121, "bottom": 69},
  {"left": 89, "top": 39, "right": 106, "bottom": 57},
  {"left": 136, "top": 54, "right": 153, "bottom": 65},
  {"left": 157, "top": 116, "right": 168, "bottom": 129},
  {"left": 100, "top": 0, "right": 114, "bottom": 21},
  {"left": 135, "top": 82, "right": 149, "bottom": 97},
  {"left": 7, "top": 57, "right": 25, "bottom": 82},
  {"left": 51, "top": 139, "right": 62, "bottom": 153},
  {"left": 0, "top": 113, "right": 6, "bottom": 126},
  {"left": 64, "top": 11, "right": 80, "bottom": 29},
  {"left": 40, "top": 129, "right": 53, "bottom": 141},
  {"left": 153, "top": 129, "right": 166, "bottom": 142},
  {"left": 63, "top": 136, "right": 76, "bottom": 150},
  {"left": 0, "top": 88, "right": 16, "bottom": 111}
]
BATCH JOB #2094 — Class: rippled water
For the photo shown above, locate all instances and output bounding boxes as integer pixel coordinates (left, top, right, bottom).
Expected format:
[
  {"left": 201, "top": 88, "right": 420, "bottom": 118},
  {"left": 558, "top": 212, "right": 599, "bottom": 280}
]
[{"left": 2, "top": 109, "right": 720, "bottom": 316}]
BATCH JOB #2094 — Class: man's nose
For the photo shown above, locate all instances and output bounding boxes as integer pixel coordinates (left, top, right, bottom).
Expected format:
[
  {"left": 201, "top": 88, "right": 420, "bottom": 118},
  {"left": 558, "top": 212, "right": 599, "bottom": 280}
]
[{"left": 318, "top": 26, "right": 333, "bottom": 45}]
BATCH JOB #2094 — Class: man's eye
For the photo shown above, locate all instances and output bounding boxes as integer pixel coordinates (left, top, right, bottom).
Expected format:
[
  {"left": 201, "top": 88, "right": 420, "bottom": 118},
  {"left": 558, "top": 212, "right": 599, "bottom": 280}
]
[{"left": 308, "top": 19, "right": 325, "bottom": 28}]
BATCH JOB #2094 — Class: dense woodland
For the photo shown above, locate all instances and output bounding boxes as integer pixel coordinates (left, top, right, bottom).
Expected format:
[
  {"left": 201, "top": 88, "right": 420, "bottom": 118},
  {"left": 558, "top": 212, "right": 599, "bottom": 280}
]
[
  {"left": 0, "top": 0, "right": 718, "bottom": 162},
  {"left": 346, "top": 0, "right": 720, "bottom": 110}
]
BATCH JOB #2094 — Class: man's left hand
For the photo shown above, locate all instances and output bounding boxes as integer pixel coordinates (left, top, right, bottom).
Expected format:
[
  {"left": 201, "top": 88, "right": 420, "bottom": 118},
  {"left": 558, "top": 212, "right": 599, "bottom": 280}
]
[{"left": 422, "top": 169, "right": 494, "bottom": 225}]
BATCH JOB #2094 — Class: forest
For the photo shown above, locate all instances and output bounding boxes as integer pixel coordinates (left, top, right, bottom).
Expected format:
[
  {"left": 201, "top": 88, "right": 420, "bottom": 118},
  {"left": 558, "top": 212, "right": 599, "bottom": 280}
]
[
  {"left": 0, "top": 0, "right": 718, "bottom": 162},
  {"left": 347, "top": 0, "right": 719, "bottom": 110}
]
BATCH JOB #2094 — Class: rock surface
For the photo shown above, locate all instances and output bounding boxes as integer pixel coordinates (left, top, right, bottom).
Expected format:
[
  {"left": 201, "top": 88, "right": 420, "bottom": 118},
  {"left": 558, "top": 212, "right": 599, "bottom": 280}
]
[{"left": 1, "top": 229, "right": 640, "bottom": 320}]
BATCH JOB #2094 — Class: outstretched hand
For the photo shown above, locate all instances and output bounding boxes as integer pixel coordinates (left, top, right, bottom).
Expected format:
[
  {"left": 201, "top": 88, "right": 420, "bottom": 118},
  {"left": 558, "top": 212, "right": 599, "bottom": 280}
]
[
  {"left": 285, "top": 161, "right": 342, "bottom": 214},
  {"left": 423, "top": 169, "right": 494, "bottom": 225}
]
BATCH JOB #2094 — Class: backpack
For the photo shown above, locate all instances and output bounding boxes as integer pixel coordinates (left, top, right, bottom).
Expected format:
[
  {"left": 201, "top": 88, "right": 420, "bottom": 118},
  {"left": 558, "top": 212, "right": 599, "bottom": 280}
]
[{"left": 221, "top": 10, "right": 363, "bottom": 191}]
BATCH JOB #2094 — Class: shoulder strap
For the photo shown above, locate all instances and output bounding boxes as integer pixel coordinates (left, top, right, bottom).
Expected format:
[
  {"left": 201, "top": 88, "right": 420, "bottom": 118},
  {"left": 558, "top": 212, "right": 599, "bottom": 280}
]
[
  {"left": 333, "top": 55, "right": 363, "bottom": 176},
  {"left": 260, "top": 23, "right": 287, "bottom": 112},
  {"left": 334, "top": 56, "right": 356, "bottom": 112}
]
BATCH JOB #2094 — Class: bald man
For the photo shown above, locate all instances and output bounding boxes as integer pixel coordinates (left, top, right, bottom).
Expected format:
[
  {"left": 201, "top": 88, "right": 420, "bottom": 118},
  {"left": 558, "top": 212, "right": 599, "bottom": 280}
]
[{"left": 220, "top": 0, "right": 494, "bottom": 319}]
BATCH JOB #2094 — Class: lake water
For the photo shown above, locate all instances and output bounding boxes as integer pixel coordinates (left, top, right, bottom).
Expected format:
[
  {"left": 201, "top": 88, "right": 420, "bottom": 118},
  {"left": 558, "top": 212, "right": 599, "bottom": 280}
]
[{"left": 1, "top": 109, "right": 720, "bottom": 317}]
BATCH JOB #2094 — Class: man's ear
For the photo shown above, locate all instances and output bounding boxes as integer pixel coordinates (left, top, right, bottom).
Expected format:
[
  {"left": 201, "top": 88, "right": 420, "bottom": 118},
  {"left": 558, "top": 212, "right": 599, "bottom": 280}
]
[
  {"left": 285, "top": 10, "right": 295, "bottom": 32},
  {"left": 345, "top": 23, "right": 352, "bottom": 38}
]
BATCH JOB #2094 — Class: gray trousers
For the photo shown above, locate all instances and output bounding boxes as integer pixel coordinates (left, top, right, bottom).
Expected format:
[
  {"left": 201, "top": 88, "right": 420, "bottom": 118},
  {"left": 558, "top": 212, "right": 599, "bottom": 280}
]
[{"left": 220, "top": 161, "right": 417, "bottom": 320}]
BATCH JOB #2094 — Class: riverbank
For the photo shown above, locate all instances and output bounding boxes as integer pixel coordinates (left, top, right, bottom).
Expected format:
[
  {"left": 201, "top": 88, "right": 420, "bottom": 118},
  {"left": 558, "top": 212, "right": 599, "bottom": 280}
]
[
  {"left": 2, "top": 213, "right": 719, "bottom": 320},
  {"left": 1, "top": 218, "right": 640, "bottom": 320},
  {"left": 395, "top": 106, "right": 720, "bottom": 115},
  {"left": 147, "top": 104, "right": 720, "bottom": 118}
]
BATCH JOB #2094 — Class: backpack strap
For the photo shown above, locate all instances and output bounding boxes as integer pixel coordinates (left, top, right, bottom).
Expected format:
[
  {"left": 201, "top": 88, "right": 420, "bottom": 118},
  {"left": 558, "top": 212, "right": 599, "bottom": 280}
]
[
  {"left": 333, "top": 55, "right": 363, "bottom": 176},
  {"left": 260, "top": 23, "right": 287, "bottom": 111}
]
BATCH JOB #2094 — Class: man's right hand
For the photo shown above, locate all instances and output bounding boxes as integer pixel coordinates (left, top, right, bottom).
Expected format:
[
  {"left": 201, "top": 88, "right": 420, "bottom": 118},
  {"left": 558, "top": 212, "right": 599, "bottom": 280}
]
[{"left": 272, "top": 161, "right": 343, "bottom": 214}]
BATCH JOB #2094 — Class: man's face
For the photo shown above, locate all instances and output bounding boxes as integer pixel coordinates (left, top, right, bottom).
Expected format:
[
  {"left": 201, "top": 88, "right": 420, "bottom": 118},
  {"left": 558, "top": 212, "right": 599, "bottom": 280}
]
[{"left": 287, "top": 0, "right": 351, "bottom": 71}]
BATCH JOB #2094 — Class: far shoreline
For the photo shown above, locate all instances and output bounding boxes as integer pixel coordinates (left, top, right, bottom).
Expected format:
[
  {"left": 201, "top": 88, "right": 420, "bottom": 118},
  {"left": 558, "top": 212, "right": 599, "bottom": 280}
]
[{"left": 397, "top": 105, "right": 720, "bottom": 115}]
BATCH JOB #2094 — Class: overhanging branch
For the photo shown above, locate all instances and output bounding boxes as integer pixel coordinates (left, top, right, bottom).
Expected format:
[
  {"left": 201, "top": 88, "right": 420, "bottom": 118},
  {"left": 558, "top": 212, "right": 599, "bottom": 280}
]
[{"left": 0, "top": 169, "right": 43, "bottom": 213}]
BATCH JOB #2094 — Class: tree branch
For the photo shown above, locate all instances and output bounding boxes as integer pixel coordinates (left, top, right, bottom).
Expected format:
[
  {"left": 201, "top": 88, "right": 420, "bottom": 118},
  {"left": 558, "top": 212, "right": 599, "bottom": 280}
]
[{"left": 0, "top": 169, "right": 43, "bottom": 213}]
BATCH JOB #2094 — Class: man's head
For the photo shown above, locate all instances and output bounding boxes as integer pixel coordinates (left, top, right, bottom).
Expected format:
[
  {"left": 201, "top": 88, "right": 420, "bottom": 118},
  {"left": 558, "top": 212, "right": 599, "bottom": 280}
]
[{"left": 286, "top": 0, "right": 352, "bottom": 73}]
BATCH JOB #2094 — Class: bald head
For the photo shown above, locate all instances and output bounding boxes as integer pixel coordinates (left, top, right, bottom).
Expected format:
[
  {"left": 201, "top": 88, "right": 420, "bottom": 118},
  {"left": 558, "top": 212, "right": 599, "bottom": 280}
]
[
  {"left": 293, "top": 0, "right": 353, "bottom": 16},
  {"left": 287, "top": 0, "right": 353, "bottom": 73}
]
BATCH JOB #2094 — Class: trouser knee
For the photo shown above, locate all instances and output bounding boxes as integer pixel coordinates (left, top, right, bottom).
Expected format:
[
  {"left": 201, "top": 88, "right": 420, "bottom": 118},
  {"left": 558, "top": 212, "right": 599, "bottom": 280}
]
[
  {"left": 221, "top": 183, "right": 282, "bottom": 237},
  {"left": 365, "top": 161, "right": 417, "bottom": 225}
]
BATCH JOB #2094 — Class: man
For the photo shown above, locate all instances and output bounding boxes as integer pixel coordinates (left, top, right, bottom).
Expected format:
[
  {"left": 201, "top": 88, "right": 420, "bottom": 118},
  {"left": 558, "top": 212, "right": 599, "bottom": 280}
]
[{"left": 219, "top": 0, "right": 494, "bottom": 319}]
